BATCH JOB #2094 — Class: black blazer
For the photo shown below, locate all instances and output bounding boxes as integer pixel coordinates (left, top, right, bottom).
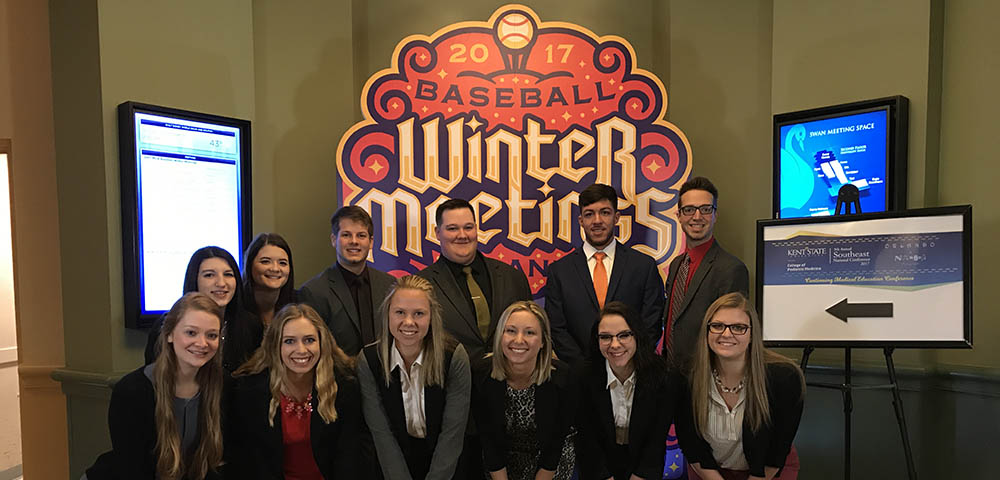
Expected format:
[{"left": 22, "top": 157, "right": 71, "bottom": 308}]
[
  {"left": 675, "top": 362, "right": 804, "bottom": 478},
  {"left": 85, "top": 367, "right": 224, "bottom": 480},
  {"left": 298, "top": 263, "right": 395, "bottom": 356},
  {"left": 417, "top": 254, "right": 531, "bottom": 362},
  {"left": 545, "top": 242, "right": 665, "bottom": 364},
  {"left": 576, "top": 361, "right": 673, "bottom": 480},
  {"left": 663, "top": 240, "right": 748, "bottom": 369},
  {"left": 473, "top": 359, "right": 579, "bottom": 473},
  {"left": 226, "top": 369, "right": 365, "bottom": 479}
]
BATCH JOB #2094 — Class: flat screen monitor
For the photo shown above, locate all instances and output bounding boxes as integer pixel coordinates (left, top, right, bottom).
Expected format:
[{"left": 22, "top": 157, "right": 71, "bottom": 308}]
[
  {"left": 119, "top": 101, "right": 252, "bottom": 328},
  {"left": 773, "top": 96, "right": 908, "bottom": 219}
]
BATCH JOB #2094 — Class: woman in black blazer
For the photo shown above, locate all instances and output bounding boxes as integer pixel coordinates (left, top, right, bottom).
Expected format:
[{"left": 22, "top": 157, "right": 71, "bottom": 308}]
[
  {"left": 86, "top": 293, "right": 226, "bottom": 480},
  {"left": 357, "top": 275, "right": 471, "bottom": 479},
  {"left": 577, "top": 301, "right": 674, "bottom": 480},
  {"left": 242, "top": 232, "right": 297, "bottom": 327},
  {"left": 675, "top": 293, "right": 804, "bottom": 480},
  {"left": 144, "top": 246, "right": 259, "bottom": 372},
  {"left": 474, "top": 300, "right": 578, "bottom": 480},
  {"left": 227, "top": 303, "right": 364, "bottom": 479}
]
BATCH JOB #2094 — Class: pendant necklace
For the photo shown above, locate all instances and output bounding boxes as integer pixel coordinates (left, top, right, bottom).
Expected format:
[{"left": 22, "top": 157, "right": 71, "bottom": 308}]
[{"left": 713, "top": 368, "right": 744, "bottom": 394}]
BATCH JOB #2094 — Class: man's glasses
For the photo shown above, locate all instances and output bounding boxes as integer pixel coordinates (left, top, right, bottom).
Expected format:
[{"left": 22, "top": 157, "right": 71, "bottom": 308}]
[
  {"left": 707, "top": 322, "right": 750, "bottom": 335},
  {"left": 597, "top": 330, "right": 634, "bottom": 344},
  {"left": 678, "top": 204, "right": 717, "bottom": 217}
]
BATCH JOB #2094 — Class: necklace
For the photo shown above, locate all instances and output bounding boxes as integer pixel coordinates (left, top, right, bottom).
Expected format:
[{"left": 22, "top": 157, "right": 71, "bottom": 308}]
[{"left": 713, "top": 369, "right": 744, "bottom": 394}]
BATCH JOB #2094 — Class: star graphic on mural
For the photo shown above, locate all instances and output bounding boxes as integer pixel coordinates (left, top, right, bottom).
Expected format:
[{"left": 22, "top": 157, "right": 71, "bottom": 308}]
[
  {"left": 604, "top": 54, "right": 611, "bottom": 61},
  {"left": 669, "top": 463, "right": 679, "bottom": 472},
  {"left": 406, "top": 85, "right": 412, "bottom": 90},
  {"left": 538, "top": 182, "right": 554, "bottom": 196},
  {"left": 631, "top": 101, "right": 640, "bottom": 109},
  {"left": 578, "top": 60, "right": 586, "bottom": 67},
  {"left": 368, "top": 160, "right": 384, "bottom": 174},
  {"left": 391, "top": 101, "right": 399, "bottom": 109},
  {"left": 561, "top": 111, "right": 572, "bottom": 121},
  {"left": 421, "top": 106, "right": 428, "bottom": 113},
  {"left": 467, "top": 117, "right": 483, "bottom": 131},
  {"left": 498, "top": 253, "right": 505, "bottom": 260},
  {"left": 512, "top": 76, "right": 520, "bottom": 84},
  {"left": 609, "top": 79, "right": 616, "bottom": 85},
  {"left": 592, "top": 106, "right": 599, "bottom": 113},
  {"left": 437, "top": 69, "right": 448, "bottom": 79},
  {"left": 646, "top": 159, "right": 662, "bottom": 173}
]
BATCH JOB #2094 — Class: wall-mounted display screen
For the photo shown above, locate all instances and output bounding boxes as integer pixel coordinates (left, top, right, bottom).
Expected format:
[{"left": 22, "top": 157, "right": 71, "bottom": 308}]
[
  {"left": 773, "top": 96, "right": 908, "bottom": 219},
  {"left": 119, "top": 102, "right": 251, "bottom": 328}
]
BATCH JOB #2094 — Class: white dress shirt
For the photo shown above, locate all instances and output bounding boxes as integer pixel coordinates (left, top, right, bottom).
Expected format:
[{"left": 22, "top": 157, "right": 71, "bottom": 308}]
[
  {"left": 605, "top": 360, "right": 636, "bottom": 445},
  {"left": 390, "top": 345, "right": 427, "bottom": 438},
  {"left": 582, "top": 239, "right": 617, "bottom": 285},
  {"left": 705, "top": 384, "right": 749, "bottom": 470}
]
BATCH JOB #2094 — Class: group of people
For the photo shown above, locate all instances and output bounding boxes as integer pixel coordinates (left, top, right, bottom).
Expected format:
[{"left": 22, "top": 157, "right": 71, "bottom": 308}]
[{"left": 86, "top": 177, "right": 805, "bottom": 480}]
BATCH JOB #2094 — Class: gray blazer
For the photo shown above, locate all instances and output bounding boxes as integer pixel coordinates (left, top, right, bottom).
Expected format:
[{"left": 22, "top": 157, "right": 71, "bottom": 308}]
[
  {"left": 417, "top": 255, "right": 532, "bottom": 362},
  {"left": 357, "top": 343, "right": 471, "bottom": 480},
  {"left": 664, "top": 240, "right": 749, "bottom": 369},
  {"left": 298, "top": 263, "right": 395, "bottom": 356}
]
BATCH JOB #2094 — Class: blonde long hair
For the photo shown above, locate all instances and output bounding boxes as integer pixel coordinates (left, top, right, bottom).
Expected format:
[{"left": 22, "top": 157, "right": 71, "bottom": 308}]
[
  {"left": 235, "top": 303, "right": 355, "bottom": 426},
  {"left": 376, "top": 275, "right": 451, "bottom": 387},
  {"left": 153, "top": 293, "right": 225, "bottom": 480},
  {"left": 689, "top": 293, "right": 803, "bottom": 436},
  {"left": 490, "top": 301, "right": 555, "bottom": 386}
]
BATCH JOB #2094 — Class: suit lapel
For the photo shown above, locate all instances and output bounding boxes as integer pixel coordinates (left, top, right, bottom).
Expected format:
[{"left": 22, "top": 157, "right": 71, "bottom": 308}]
[
  {"left": 327, "top": 265, "right": 361, "bottom": 332},
  {"left": 676, "top": 242, "right": 719, "bottom": 317},
  {"left": 369, "top": 269, "right": 394, "bottom": 316},
  {"left": 628, "top": 378, "right": 652, "bottom": 447},
  {"left": 570, "top": 248, "right": 600, "bottom": 310},
  {"left": 605, "top": 241, "right": 627, "bottom": 302},
  {"left": 428, "top": 259, "right": 479, "bottom": 339},
  {"left": 592, "top": 368, "right": 617, "bottom": 440}
]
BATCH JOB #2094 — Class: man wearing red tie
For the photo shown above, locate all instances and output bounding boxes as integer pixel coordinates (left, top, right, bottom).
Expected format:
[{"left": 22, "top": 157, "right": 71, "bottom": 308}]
[
  {"left": 546, "top": 183, "right": 665, "bottom": 365},
  {"left": 660, "top": 176, "right": 749, "bottom": 371}
]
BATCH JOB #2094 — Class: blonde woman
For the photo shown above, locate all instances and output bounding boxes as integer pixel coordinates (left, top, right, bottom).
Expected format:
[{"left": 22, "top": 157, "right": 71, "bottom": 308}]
[
  {"left": 357, "top": 275, "right": 472, "bottom": 479},
  {"left": 676, "top": 293, "right": 804, "bottom": 480},
  {"left": 474, "top": 301, "right": 579, "bottom": 480},
  {"left": 228, "top": 303, "right": 364, "bottom": 479},
  {"left": 86, "top": 292, "right": 225, "bottom": 480}
]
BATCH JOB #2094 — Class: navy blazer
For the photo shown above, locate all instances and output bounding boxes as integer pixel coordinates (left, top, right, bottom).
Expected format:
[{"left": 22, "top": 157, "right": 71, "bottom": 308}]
[
  {"left": 417, "top": 254, "right": 531, "bottom": 362},
  {"left": 545, "top": 242, "right": 665, "bottom": 364},
  {"left": 226, "top": 369, "right": 365, "bottom": 479},
  {"left": 299, "top": 263, "right": 395, "bottom": 356},
  {"left": 576, "top": 360, "right": 674, "bottom": 480},
  {"left": 663, "top": 240, "right": 748, "bottom": 370},
  {"left": 675, "top": 362, "right": 804, "bottom": 478},
  {"left": 473, "top": 359, "right": 579, "bottom": 473}
]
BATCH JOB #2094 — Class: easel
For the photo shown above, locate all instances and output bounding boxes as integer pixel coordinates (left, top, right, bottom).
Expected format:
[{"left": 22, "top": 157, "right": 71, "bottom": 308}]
[{"left": 799, "top": 185, "right": 918, "bottom": 480}]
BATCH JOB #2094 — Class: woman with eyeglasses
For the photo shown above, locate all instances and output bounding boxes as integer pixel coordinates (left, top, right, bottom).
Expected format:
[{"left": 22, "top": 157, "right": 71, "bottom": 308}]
[
  {"left": 576, "top": 301, "right": 673, "bottom": 480},
  {"left": 227, "top": 303, "right": 364, "bottom": 479},
  {"left": 474, "top": 301, "right": 578, "bottom": 480},
  {"left": 676, "top": 293, "right": 804, "bottom": 480},
  {"left": 357, "top": 275, "right": 471, "bottom": 480}
]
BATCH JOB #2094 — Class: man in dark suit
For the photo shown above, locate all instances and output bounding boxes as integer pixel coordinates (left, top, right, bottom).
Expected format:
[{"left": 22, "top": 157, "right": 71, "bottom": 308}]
[
  {"left": 299, "top": 206, "right": 395, "bottom": 356},
  {"left": 417, "top": 198, "right": 532, "bottom": 363},
  {"left": 661, "top": 176, "right": 749, "bottom": 370},
  {"left": 545, "top": 183, "right": 665, "bottom": 364}
]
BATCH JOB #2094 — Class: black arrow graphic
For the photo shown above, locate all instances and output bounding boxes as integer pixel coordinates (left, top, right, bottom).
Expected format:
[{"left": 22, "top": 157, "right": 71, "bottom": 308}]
[{"left": 825, "top": 298, "right": 893, "bottom": 322}]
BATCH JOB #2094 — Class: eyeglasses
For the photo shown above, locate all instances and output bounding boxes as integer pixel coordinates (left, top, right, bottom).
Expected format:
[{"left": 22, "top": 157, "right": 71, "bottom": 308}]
[
  {"left": 707, "top": 322, "right": 750, "bottom": 335},
  {"left": 597, "top": 330, "right": 634, "bottom": 344},
  {"left": 678, "top": 204, "right": 717, "bottom": 217}
]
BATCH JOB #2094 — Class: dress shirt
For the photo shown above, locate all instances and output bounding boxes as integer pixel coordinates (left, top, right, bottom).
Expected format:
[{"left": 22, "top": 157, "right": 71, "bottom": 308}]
[
  {"left": 582, "top": 240, "right": 617, "bottom": 285},
  {"left": 442, "top": 252, "right": 493, "bottom": 316},
  {"left": 337, "top": 263, "right": 376, "bottom": 345},
  {"left": 391, "top": 345, "right": 427, "bottom": 438},
  {"left": 705, "top": 383, "right": 749, "bottom": 470},
  {"left": 605, "top": 360, "right": 636, "bottom": 445}
]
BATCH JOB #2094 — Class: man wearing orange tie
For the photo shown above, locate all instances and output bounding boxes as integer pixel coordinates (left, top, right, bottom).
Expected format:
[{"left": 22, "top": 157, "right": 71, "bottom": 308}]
[{"left": 545, "top": 183, "right": 665, "bottom": 364}]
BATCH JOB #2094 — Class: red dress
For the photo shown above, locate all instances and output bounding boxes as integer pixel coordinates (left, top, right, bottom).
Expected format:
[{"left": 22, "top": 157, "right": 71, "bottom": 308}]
[{"left": 281, "top": 393, "right": 323, "bottom": 480}]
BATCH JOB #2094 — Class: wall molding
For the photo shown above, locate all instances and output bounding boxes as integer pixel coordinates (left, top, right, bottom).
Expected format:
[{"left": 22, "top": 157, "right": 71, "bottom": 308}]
[
  {"left": 18, "top": 363, "right": 62, "bottom": 391},
  {"left": 0, "top": 346, "right": 16, "bottom": 367}
]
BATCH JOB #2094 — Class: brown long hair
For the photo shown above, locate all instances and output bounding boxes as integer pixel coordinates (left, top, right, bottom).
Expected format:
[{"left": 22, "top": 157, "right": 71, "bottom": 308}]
[
  {"left": 376, "top": 275, "right": 451, "bottom": 387},
  {"left": 235, "top": 303, "right": 354, "bottom": 426},
  {"left": 689, "top": 293, "right": 803, "bottom": 436},
  {"left": 153, "top": 292, "right": 225, "bottom": 480},
  {"left": 490, "top": 301, "right": 555, "bottom": 386}
]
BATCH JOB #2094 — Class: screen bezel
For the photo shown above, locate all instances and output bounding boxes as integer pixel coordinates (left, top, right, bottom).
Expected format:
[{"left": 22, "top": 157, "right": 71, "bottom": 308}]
[
  {"left": 755, "top": 205, "right": 973, "bottom": 349},
  {"left": 772, "top": 96, "right": 909, "bottom": 219},
  {"left": 118, "top": 101, "right": 252, "bottom": 329}
]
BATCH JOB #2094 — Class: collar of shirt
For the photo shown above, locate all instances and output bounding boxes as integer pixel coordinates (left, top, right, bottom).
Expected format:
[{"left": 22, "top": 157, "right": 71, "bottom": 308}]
[
  {"left": 390, "top": 343, "right": 425, "bottom": 381},
  {"left": 583, "top": 238, "right": 617, "bottom": 264},
  {"left": 337, "top": 262, "right": 369, "bottom": 286},
  {"left": 605, "top": 359, "right": 636, "bottom": 390},
  {"left": 685, "top": 237, "right": 715, "bottom": 265},
  {"left": 443, "top": 250, "right": 485, "bottom": 277}
]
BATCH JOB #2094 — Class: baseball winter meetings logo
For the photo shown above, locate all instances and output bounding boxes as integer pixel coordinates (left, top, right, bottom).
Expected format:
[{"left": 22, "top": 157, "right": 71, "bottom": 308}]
[{"left": 336, "top": 5, "right": 693, "bottom": 297}]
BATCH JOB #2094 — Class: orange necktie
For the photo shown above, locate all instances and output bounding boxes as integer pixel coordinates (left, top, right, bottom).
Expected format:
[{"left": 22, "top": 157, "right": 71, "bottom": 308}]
[{"left": 593, "top": 251, "right": 608, "bottom": 308}]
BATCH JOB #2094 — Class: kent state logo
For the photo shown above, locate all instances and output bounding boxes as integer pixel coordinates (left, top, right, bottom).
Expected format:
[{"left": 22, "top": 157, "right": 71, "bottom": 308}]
[{"left": 336, "top": 4, "right": 693, "bottom": 297}]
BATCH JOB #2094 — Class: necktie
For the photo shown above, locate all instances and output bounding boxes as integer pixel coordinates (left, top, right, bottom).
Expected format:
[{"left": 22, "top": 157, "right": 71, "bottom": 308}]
[
  {"left": 463, "top": 266, "right": 492, "bottom": 340},
  {"left": 593, "top": 251, "right": 608, "bottom": 308},
  {"left": 663, "top": 253, "right": 691, "bottom": 352}
]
